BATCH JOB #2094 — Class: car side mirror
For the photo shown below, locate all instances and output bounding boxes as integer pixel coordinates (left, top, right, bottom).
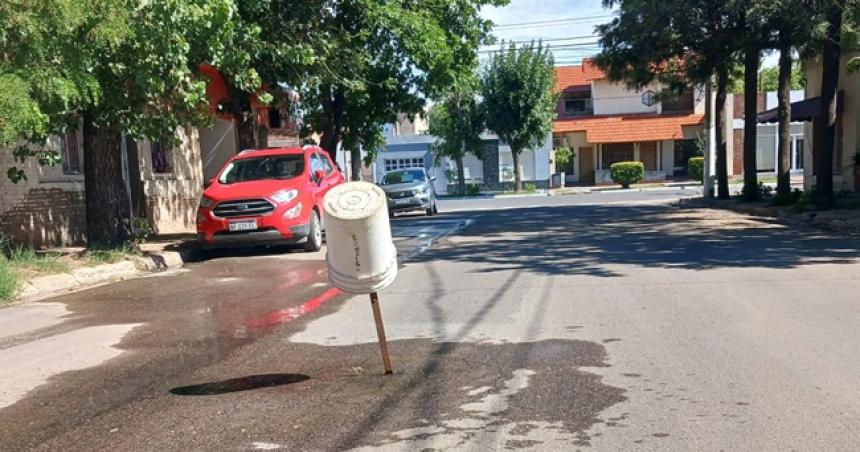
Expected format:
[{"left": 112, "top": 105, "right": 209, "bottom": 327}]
[
  {"left": 430, "top": 176, "right": 437, "bottom": 182},
  {"left": 314, "top": 169, "right": 326, "bottom": 184}
]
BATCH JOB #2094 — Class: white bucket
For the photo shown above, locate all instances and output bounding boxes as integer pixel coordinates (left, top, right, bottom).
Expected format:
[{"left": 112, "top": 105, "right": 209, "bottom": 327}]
[{"left": 322, "top": 182, "right": 398, "bottom": 294}]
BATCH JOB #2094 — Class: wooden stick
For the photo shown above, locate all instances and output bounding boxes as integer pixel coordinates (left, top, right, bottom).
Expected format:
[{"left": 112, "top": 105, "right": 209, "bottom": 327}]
[{"left": 369, "top": 292, "right": 393, "bottom": 375}]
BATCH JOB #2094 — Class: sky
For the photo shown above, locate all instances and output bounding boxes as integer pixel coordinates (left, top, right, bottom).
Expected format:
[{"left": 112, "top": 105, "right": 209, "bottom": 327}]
[
  {"left": 479, "top": 0, "right": 611, "bottom": 66},
  {"left": 479, "top": 0, "right": 779, "bottom": 68}
]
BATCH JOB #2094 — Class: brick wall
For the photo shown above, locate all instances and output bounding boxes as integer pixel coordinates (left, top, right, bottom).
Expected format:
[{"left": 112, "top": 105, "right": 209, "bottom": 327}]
[
  {"left": 0, "top": 138, "right": 86, "bottom": 247},
  {"left": 730, "top": 92, "right": 769, "bottom": 177}
]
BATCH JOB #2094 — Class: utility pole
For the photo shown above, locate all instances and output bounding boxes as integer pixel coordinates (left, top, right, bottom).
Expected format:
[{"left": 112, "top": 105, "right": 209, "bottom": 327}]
[{"left": 704, "top": 77, "right": 717, "bottom": 198}]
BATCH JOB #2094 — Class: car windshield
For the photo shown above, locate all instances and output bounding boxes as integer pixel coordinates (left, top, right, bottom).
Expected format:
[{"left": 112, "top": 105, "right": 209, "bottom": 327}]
[
  {"left": 218, "top": 155, "right": 304, "bottom": 184},
  {"left": 383, "top": 169, "right": 425, "bottom": 185}
]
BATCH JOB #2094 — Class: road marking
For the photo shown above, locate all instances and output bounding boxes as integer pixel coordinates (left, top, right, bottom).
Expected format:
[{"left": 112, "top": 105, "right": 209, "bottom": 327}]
[{"left": 242, "top": 287, "right": 342, "bottom": 331}]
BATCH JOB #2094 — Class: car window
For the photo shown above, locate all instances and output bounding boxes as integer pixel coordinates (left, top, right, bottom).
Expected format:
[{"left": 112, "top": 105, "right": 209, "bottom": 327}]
[
  {"left": 383, "top": 169, "right": 426, "bottom": 185},
  {"left": 315, "top": 152, "right": 333, "bottom": 175},
  {"left": 218, "top": 155, "right": 304, "bottom": 184}
]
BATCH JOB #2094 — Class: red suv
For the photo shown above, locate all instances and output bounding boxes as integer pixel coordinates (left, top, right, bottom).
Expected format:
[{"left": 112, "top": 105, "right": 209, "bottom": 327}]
[{"left": 197, "top": 146, "right": 345, "bottom": 252}]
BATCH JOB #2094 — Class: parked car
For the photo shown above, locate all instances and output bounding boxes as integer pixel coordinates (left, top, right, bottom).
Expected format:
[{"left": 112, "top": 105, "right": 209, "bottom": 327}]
[
  {"left": 379, "top": 168, "right": 439, "bottom": 217},
  {"left": 196, "top": 146, "right": 345, "bottom": 252}
]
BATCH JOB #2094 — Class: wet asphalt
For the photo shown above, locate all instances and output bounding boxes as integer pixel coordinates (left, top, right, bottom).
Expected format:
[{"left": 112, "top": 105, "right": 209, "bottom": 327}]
[{"left": 3, "top": 191, "right": 860, "bottom": 451}]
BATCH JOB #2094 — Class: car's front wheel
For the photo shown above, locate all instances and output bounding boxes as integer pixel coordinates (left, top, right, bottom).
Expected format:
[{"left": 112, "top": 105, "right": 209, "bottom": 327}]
[{"left": 304, "top": 210, "right": 323, "bottom": 252}]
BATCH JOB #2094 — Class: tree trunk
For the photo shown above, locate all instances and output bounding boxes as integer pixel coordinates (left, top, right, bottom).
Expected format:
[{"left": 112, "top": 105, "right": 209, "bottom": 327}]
[
  {"left": 776, "top": 42, "right": 793, "bottom": 198},
  {"left": 318, "top": 85, "right": 345, "bottom": 161},
  {"left": 455, "top": 154, "right": 466, "bottom": 196},
  {"left": 813, "top": 0, "right": 844, "bottom": 207},
  {"left": 511, "top": 149, "right": 522, "bottom": 192},
  {"left": 83, "top": 111, "right": 132, "bottom": 247},
  {"left": 715, "top": 72, "right": 730, "bottom": 200},
  {"left": 350, "top": 146, "right": 361, "bottom": 181},
  {"left": 742, "top": 45, "right": 760, "bottom": 201}
]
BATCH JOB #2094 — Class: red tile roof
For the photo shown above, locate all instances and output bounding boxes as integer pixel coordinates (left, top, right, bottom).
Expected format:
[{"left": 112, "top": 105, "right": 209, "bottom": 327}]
[
  {"left": 553, "top": 113, "right": 705, "bottom": 143},
  {"left": 554, "top": 59, "right": 606, "bottom": 93}
]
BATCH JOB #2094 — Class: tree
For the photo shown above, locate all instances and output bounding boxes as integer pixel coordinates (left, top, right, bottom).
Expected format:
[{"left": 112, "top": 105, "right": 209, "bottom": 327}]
[
  {"left": 758, "top": 64, "right": 806, "bottom": 91},
  {"left": 596, "top": 0, "right": 744, "bottom": 199},
  {"left": 239, "top": 0, "right": 505, "bottom": 180},
  {"left": 2, "top": 1, "right": 261, "bottom": 246},
  {"left": 428, "top": 83, "right": 485, "bottom": 196},
  {"left": 481, "top": 42, "right": 556, "bottom": 192}
]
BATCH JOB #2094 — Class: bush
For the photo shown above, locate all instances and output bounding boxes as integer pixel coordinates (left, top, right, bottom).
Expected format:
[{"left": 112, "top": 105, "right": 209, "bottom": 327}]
[
  {"left": 465, "top": 184, "right": 481, "bottom": 196},
  {"left": 523, "top": 182, "right": 536, "bottom": 192},
  {"left": 688, "top": 157, "right": 705, "bottom": 182},
  {"left": 609, "top": 161, "right": 645, "bottom": 188}
]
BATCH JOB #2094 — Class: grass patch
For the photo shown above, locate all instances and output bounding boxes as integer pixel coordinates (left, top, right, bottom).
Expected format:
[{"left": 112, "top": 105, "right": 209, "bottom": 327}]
[
  {"left": 5, "top": 247, "right": 69, "bottom": 273},
  {"left": 85, "top": 244, "right": 140, "bottom": 265},
  {"left": 0, "top": 259, "right": 20, "bottom": 304}
]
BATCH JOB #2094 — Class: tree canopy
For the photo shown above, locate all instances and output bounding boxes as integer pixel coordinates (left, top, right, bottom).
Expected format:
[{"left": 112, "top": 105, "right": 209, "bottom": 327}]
[
  {"left": 428, "top": 81, "right": 485, "bottom": 195},
  {"left": 481, "top": 41, "right": 556, "bottom": 192}
]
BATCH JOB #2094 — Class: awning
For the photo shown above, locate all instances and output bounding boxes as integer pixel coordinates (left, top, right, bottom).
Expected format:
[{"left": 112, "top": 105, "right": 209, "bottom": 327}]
[
  {"left": 553, "top": 113, "right": 704, "bottom": 144},
  {"left": 757, "top": 92, "right": 844, "bottom": 123}
]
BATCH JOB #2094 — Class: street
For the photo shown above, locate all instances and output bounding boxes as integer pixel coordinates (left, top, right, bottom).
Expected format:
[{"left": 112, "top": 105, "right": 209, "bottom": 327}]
[{"left": 3, "top": 189, "right": 860, "bottom": 451}]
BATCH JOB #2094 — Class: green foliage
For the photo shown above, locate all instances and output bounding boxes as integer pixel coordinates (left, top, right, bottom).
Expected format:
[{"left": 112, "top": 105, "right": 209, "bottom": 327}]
[
  {"left": 268, "top": 0, "right": 505, "bottom": 164},
  {"left": 466, "top": 184, "right": 481, "bottom": 196},
  {"left": 609, "top": 161, "right": 645, "bottom": 188},
  {"left": 0, "top": 258, "right": 18, "bottom": 303},
  {"left": 4, "top": 247, "right": 69, "bottom": 274},
  {"left": 758, "top": 63, "right": 806, "bottom": 92},
  {"left": 771, "top": 188, "right": 804, "bottom": 206},
  {"left": 85, "top": 243, "right": 140, "bottom": 265},
  {"left": 688, "top": 157, "right": 705, "bottom": 182},
  {"left": 429, "top": 82, "right": 485, "bottom": 194},
  {"left": 523, "top": 182, "right": 537, "bottom": 193},
  {"left": 553, "top": 146, "right": 574, "bottom": 170},
  {"left": 741, "top": 181, "right": 774, "bottom": 200},
  {"left": 795, "top": 189, "right": 814, "bottom": 213},
  {"left": 481, "top": 41, "right": 556, "bottom": 191}
]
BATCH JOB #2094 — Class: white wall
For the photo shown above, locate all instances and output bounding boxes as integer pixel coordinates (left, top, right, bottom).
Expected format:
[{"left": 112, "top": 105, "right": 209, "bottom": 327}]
[
  {"left": 661, "top": 140, "right": 675, "bottom": 173},
  {"left": 592, "top": 80, "right": 658, "bottom": 115}
]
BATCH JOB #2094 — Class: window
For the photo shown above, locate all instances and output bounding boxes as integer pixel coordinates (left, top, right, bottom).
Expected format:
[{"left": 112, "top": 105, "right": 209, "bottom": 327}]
[
  {"left": 662, "top": 90, "right": 695, "bottom": 113},
  {"left": 382, "top": 169, "right": 426, "bottom": 185},
  {"left": 793, "top": 137, "right": 804, "bottom": 170},
  {"left": 151, "top": 140, "right": 171, "bottom": 173},
  {"left": 756, "top": 129, "right": 777, "bottom": 172},
  {"left": 315, "top": 152, "right": 333, "bottom": 174},
  {"left": 61, "top": 129, "right": 83, "bottom": 174},
  {"left": 601, "top": 143, "right": 634, "bottom": 168},
  {"left": 219, "top": 155, "right": 304, "bottom": 184},
  {"left": 563, "top": 89, "right": 593, "bottom": 116},
  {"left": 384, "top": 157, "right": 424, "bottom": 173}
]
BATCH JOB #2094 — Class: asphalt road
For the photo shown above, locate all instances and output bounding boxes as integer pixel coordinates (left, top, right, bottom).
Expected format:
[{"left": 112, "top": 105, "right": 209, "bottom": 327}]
[{"left": 2, "top": 190, "right": 860, "bottom": 451}]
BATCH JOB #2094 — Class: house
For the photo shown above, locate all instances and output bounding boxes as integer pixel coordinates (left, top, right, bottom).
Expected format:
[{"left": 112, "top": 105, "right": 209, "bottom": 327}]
[
  {"left": 376, "top": 116, "right": 552, "bottom": 194},
  {"left": 552, "top": 60, "right": 707, "bottom": 185},
  {"left": 0, "top": 66, "right": 300, "bottom": 246},
  {"left": 790, "top": 51, "right": 858, "bottom": 192},
  {"left": 733, "top": 90, "right": 807, "bottom": 177}
]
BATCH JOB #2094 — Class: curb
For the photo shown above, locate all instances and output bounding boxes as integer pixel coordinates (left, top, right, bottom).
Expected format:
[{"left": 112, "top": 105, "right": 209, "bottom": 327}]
[{"left": 17, "top": 250, "right": 186, "bottom": 303}]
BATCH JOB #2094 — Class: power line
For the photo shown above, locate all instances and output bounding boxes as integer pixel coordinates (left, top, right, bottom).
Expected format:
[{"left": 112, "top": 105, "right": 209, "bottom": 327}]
[
  {"left": 481, "top": 35, "right": 599, "bottom": 47},
  {"left": 493, "top": 14, "right": 615, "bottom": 29},
  {"left": 478, "top": 43, "right": 601, "bottom": 54}
]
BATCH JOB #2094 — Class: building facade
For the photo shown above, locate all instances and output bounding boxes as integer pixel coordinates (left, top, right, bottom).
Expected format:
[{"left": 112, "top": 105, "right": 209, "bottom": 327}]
[{"left": 552, "top": 60, "right": 707, "bottom": 185}]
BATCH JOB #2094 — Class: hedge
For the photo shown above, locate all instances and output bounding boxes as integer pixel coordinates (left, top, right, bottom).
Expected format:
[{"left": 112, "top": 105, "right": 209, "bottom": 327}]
[
  {"left": 688, "top": 157, "right": 705, "bottom": 182},
  {"left": 609, "top": 161, "right": 645, "bottom": 188}
]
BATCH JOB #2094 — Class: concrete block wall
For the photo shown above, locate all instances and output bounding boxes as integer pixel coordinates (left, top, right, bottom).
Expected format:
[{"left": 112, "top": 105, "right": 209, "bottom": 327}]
[{"left": 137, "top": 127, "right": 205, "bottom": 234}]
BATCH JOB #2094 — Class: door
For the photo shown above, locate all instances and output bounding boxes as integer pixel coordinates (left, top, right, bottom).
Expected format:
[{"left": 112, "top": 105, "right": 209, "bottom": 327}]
[
  {"left": 580, "top": 146, "right": 595, "bottom": 184},
  {"left": 640, "top": 142, "right": 658, "bottom": 171}
]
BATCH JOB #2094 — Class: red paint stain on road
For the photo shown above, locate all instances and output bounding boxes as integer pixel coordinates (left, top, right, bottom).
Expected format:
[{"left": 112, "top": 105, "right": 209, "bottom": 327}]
[{"left": 243, "top": 287, "right": 343, "bottom": 330}]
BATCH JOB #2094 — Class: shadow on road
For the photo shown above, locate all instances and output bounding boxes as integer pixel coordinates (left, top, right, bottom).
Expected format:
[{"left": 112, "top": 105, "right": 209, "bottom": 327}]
[{"left": 413, "top": 204, "right": 860, "bottom": 276}]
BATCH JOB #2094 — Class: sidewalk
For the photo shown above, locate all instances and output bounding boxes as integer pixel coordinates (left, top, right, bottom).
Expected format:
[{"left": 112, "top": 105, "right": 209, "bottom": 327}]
[
  {"left": 12, "top": 235, "right": 196, "bottom": 304},
  {"left": 680, "top": 197, "right": 860, "bottom": 236}
]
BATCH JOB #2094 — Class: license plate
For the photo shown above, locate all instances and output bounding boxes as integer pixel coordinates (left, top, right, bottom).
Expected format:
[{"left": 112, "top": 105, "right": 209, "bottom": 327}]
[
  {"left": 394, "top": 198, "right": 412, "bottom": 205},
  {"left": 228, "top": 219, "right": 258, "bottom": 232}
]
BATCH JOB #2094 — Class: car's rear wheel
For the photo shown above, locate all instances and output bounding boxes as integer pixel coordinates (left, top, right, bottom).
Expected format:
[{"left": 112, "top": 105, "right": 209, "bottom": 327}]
[
  {"left": 304, "top": 210, "right": 323, "bottom": 252},
  {"left": 426, "top": 200, "right": 438, "bottom": 216}
]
